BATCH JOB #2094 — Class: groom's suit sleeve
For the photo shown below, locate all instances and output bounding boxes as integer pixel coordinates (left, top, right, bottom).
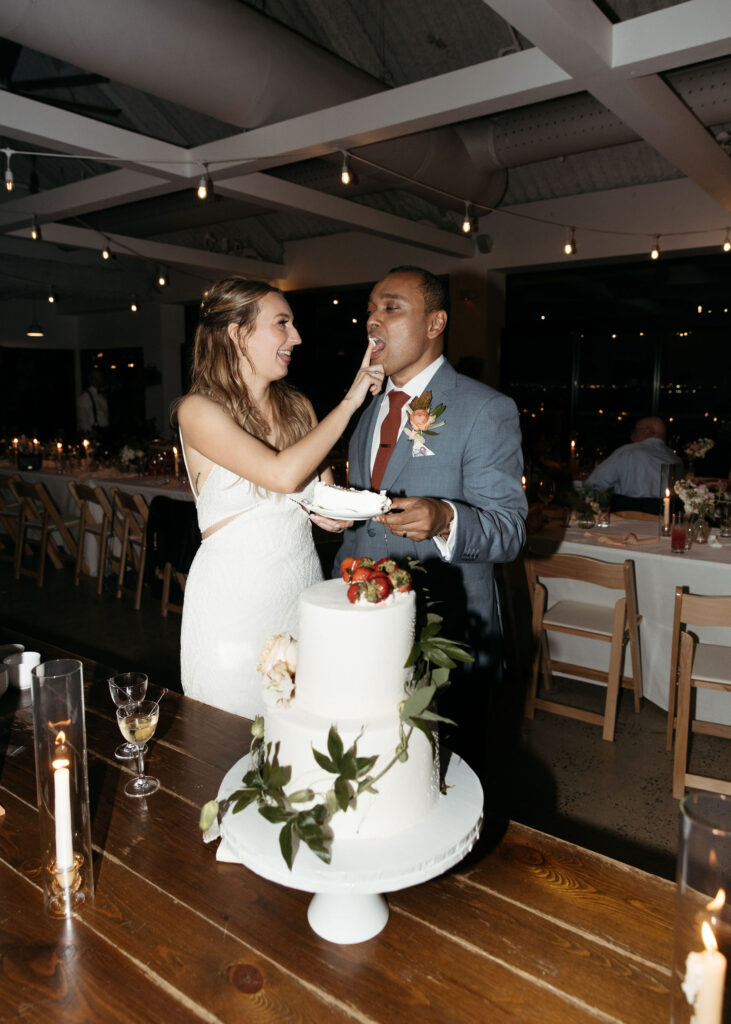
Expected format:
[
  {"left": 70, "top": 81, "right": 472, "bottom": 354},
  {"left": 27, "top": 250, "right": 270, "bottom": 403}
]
[{"left": 447, "top": 386, "right": 526, "bottom": 566}]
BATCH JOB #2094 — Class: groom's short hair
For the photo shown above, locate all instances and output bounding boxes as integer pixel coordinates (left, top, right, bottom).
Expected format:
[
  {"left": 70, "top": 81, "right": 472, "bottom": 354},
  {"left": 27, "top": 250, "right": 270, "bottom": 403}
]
[{"left": 387, "top": 265, "right": 448, "bottom": 318}]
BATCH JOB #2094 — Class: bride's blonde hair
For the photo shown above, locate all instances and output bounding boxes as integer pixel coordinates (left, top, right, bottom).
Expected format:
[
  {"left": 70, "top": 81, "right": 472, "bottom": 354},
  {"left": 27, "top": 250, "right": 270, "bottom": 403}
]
[{"left": 181, "top": 277, "right": 314, "bottom": 448}]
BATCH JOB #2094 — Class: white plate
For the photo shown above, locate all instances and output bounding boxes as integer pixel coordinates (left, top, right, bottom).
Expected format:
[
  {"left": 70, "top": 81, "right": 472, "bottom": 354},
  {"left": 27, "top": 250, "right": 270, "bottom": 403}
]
[{"left": 300, "top": 502, "right": 385, "bottom": 521}]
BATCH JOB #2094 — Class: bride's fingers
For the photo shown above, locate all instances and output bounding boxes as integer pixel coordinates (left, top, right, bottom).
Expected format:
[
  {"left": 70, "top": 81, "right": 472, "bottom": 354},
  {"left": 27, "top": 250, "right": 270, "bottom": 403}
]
[{"left": 360, "top": 338, "right": 378, "bottom": 369}]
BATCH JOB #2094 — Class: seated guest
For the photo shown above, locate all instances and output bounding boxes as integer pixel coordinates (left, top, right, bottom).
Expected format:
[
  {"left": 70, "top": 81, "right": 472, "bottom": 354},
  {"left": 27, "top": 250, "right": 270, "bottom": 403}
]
[{"left": 585, "top": 416, "right": 682, "bottom": 512}]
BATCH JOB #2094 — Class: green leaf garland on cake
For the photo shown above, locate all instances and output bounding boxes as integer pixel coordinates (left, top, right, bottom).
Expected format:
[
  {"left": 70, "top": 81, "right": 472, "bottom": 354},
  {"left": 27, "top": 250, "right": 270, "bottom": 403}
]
[{"left": 200, "top": 560, "right": 472, "bottom": 869}]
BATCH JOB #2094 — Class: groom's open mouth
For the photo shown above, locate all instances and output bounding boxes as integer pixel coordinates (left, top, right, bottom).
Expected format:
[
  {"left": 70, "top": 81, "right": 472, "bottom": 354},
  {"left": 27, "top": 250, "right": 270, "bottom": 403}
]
[{"left": 368, "top": 334, "right": 386, "bottom": 359}]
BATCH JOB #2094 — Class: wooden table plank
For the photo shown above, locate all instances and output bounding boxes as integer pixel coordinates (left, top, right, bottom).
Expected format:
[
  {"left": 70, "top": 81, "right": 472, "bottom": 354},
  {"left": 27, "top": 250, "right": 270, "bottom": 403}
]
[{"left": 0, "top": 661, "right": 680, "bottom": 1024}]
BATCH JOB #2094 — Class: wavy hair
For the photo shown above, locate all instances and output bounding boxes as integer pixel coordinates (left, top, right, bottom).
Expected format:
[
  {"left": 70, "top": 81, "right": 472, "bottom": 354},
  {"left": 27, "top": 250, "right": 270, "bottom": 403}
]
[{"left": 176, "top": 277, "right": 314, "bottom": 449}]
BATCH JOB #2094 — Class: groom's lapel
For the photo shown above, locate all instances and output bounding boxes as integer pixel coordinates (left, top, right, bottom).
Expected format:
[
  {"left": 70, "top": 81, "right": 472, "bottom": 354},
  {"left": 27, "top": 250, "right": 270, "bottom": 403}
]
[
  {"left": 380, "top": 362, "right": 458, "bottom": 492},
  {"left": 357, "top": 393, "right": 383, "bottom": 486}
]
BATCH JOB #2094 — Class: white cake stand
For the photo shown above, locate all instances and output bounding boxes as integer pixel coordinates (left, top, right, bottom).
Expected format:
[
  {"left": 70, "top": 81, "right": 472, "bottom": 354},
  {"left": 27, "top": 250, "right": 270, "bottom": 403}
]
[{"left": 216, "top": 753, "right": 483, "bottom": 944}]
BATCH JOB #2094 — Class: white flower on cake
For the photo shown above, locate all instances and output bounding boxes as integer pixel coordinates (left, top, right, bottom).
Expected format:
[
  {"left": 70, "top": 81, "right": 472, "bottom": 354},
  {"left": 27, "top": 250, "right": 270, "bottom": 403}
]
[{"left": 258, "top": 633, "right": 297, "bottom": 706}]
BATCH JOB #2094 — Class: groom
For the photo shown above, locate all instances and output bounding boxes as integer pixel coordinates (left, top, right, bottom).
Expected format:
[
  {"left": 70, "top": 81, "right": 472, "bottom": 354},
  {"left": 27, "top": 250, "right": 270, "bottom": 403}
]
[{"left": 331, "top": 266, "right": 526, "bottom": 771}]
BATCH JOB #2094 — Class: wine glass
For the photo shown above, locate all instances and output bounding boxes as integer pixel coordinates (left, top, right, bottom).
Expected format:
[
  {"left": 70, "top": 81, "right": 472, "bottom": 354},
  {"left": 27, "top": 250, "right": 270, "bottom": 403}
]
[
  {"left": 537, "top": 479, "right": 555, "bottom": 506},
  {"left": 108, "top": 672, "right": 148, "bottom": 760},
  {"left": 116, "top": 700, "right": 160, "bottom": 798}
]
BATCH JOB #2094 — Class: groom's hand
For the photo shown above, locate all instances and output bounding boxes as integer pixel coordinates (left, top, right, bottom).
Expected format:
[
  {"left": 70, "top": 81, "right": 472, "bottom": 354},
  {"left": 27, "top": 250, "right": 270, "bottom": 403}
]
[{"left": 377, "top": 497, "right": 454, "bottom": 542}]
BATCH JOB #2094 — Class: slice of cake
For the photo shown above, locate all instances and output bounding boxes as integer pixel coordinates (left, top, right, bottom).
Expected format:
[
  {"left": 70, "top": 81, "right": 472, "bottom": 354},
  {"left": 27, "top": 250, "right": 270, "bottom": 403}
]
[{"left": 311, "top": 482, "right": 391, "bottom": 517}]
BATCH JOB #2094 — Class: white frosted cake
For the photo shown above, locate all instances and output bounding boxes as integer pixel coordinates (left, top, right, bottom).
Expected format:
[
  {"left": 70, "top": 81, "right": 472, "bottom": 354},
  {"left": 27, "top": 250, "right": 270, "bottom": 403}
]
[
  {"left": 311, "top": 482, "right": 391, "bottom": 517},
  {"left": 263, "top": 578, "right": 440, "bottom": 840}
]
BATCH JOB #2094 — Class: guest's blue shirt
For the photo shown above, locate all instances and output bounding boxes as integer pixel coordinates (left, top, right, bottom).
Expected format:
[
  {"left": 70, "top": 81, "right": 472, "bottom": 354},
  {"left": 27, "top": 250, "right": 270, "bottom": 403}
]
[{"left": 585, "top": 437, "right": 682, "bottom": 497}]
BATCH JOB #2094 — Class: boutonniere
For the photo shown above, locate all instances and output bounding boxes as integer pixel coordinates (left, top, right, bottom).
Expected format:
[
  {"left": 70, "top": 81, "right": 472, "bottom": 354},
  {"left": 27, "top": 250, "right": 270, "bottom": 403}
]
[{"left": 403, "top": 391, "right": 446, "bottom": 457}]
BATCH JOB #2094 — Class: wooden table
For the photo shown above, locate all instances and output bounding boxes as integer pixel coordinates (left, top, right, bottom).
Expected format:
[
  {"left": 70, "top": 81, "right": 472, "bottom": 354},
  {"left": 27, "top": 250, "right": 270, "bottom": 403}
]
[{"left": 0, "top": 651, "right": 677, "bottom": 1023}]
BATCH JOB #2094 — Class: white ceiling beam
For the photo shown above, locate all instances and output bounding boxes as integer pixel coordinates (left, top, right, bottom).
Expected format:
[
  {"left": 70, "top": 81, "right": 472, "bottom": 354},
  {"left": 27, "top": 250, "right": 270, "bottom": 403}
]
[
  {"left": 0, "top": 169, "right": 183, "bottom": 233},
  {"left": 6, "top": 224, "right": 286, "bottom": 280},
  {"left": 484, "top": 0, "right": 731, "bottom": 210},
  {"left": 218, "top": 174, "right": 473, "bottom": 257},
  {"left": 190, "top": 49, "right": 575, "bottom": 178},
  {"left": 0, "top": 91, "right": 189, "bottom": 177},
  {"left": 613, "top": 0, "right": 731, "bottom": 77}
]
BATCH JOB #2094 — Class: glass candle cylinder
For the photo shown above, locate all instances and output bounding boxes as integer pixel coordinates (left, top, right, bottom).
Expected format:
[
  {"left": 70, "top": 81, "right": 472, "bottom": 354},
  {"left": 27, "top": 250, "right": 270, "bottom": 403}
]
[
  {"left": 672, "top": 793, "right": 730, "bottom": 1023},
  {"left": 31, "top": 659, "right": 94, "bottom": 917}
]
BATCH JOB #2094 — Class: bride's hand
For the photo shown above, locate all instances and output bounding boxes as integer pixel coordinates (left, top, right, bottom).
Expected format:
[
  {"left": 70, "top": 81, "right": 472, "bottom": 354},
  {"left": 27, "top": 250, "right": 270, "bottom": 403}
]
[
  {"left": 309, "top": 513, "right": 353, "bottom": 533},
  {"left": 343, "top": 341, "right": 384, "bottom": 407}
]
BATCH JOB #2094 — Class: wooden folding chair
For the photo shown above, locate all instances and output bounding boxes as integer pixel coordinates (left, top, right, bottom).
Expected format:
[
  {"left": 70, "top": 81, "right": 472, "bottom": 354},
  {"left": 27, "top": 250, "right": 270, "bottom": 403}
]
[
  {"left": 113, "top": 490, "right": 149, "bottom": 611},
  {"left": 8, "top": 479, "right": 61, "bottom": 586},
  {"left": 146, "top": 496, "right": 200, "bottom": 618},
  {"left": 0, "top": 472, "right": 22, "bottom": 561},
  {"left": 34, "top": 481, "right": 79, "bottom": 565},
  {"left": 673, "top": 628, "right": 731, "bottom": 798},
  {"left": 524, "top": 552, "right": 643, "bottom": 741},
  {"left": 68, "top": 481, "right": 113, "bottom": 595}
]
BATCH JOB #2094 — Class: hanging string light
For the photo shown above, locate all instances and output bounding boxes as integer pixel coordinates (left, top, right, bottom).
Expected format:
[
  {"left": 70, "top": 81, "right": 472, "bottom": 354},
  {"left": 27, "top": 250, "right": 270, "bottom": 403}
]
[
  {"left": 339, "top": 151, "right": 357, "bottom": 186},
  {"left": 462, "top": 202, "right": 474, "bottom": 234},
  {"left": 563, "top": 227, "right": 577, "bottom": 255},
  {"left": 101, "top": 245, "right": 111, "bottom": 260},
  {"left": 30, "top": 216, "right": 42, "bottom": 241},
  {"left": 157, "top": 267, "right": 168, "bottom": 287},
  {"left": 3, "top": 148, "right": 13, "bottom": 192},
  {"left": 47, "top": 289, "right": 57, "bottom": 303},
  {"left": 650, "top": 236, "right": 661, "bottom": 260},
  {"left": 197, "top": 162, "right": 212, "bottom": 200},
  {"left": 130, "top": 297, "right": 138, "bottom": 312},
  {"left": 723, "top": 229, "right": 731, "bottom": 253}
]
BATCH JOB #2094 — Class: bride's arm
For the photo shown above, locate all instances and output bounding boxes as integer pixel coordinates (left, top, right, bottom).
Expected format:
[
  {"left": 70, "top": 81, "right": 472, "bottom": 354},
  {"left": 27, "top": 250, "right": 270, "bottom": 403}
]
[{"left": 178, "top": 343, "right": 382, "bottom": 494}]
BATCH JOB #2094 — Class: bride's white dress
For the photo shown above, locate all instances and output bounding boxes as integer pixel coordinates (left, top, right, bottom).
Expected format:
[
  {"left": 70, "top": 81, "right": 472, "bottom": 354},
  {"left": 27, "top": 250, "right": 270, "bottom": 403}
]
[{"left": 180, "top": 450, "right": 322, "bottom": 718}]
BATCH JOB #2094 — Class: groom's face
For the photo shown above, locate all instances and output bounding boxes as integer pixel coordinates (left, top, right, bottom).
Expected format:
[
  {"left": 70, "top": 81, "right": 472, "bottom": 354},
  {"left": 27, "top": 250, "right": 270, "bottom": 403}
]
[{"left": 366, "top": 271, "right": 445, "bottom": 387}]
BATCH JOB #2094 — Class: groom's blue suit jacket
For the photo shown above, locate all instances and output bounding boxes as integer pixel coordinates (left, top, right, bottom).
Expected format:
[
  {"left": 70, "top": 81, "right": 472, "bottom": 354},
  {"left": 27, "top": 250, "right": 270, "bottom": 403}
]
[{"left": 333, "top": 360, "right": 527, "bottom": 672}]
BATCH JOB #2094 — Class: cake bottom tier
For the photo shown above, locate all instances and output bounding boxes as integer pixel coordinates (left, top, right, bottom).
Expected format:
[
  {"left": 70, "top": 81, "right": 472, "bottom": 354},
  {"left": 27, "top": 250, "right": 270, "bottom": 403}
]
[{"left": 264, "top": 706, "right": 439, "bottom": 840}]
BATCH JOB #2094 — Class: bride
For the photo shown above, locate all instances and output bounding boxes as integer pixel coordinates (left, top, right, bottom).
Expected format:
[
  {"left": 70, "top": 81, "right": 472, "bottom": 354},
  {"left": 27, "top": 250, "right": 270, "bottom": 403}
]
[{"left": 175, "top": 277, "right": 383, "bottom": 717}]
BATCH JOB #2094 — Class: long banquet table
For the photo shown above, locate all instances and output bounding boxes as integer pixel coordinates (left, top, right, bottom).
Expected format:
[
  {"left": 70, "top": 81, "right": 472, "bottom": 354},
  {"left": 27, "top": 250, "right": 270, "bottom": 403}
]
[
  {"left": 0, "top": 641, "right": 677, "bottom": 1023},
  {"left": 528, "top": 517, "right": 731, "bottom": 726}
]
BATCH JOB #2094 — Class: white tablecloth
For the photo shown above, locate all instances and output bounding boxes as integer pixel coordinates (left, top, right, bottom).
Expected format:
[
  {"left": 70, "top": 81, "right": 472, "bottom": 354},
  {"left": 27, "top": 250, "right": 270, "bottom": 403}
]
[{"left": 529, "top": 519, "right": 731, "bottom": 726}]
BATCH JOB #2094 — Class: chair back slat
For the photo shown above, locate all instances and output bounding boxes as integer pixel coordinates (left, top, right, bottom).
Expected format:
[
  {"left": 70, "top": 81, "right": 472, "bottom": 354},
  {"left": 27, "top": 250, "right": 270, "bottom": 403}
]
[
  {"left": 679, "top": 591, "right": 731, "bottom": 629},
  {"left": 526, "top": 552, "right": 628, "bottom": 590}
]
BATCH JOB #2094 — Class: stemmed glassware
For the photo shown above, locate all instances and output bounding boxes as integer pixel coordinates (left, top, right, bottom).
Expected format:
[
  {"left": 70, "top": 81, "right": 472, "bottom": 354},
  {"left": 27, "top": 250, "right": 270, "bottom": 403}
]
[
  {"left": 108, "top": 672, "right": 148, "bottom": 760},
  {"left": 116, "top": 700, "right": 160, "bottom": 797}
]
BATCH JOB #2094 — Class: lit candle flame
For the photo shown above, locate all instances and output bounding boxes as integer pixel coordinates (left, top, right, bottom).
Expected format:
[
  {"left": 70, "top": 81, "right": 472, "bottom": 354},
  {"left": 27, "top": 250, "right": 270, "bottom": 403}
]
[
  {"left": 83, "top": 439, "right": 90, "bottom": 449},
  {"left": 173, "top": 446, "right": 178, "bottom": 456},
  {"left": 701, "top": 921, "right": 719, "bottom": 953},
  {"left": 706, "top": 889, "right": 726, "bottom": 913},
  {"left": 665, "top": 488, "right": 671, "bottom": 499},
  {"left": 57, "top": 442, "right": 62, "bottom": 451}
]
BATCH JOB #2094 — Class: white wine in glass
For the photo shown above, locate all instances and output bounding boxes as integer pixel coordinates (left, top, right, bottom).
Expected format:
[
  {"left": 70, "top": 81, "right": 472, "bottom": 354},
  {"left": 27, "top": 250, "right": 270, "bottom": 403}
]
[
  {"left": 117, "top": 700, "right": 160, "bottom": 798},
  {"left": 108, "top": 672, "right": 148, "bottom": 760}
]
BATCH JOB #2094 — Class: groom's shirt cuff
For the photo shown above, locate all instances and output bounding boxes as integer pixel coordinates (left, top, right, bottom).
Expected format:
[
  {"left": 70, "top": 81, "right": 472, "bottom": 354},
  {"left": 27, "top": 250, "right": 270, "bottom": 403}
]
[{"left": 433, "top": 501, "right": 457, "bottom": 560}]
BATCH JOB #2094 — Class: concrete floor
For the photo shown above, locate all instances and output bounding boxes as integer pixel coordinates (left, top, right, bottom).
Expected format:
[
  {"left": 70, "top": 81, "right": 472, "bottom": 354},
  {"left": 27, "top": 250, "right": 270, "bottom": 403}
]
[{"left": 1, "top": 554, "right": 727, "bottom": 881}]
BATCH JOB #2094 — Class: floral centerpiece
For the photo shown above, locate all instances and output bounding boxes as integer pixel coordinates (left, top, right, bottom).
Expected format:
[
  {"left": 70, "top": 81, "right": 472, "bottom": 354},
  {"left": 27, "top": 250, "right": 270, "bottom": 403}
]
[
  {"left": 674, "top": 477, "right": 717, "bottom": 543},
  {"left": 118, "top": 444, "right": 146, "bottom": 473},
  {"left": 683, "top": 437, "right": 714, "bottom": 461}
]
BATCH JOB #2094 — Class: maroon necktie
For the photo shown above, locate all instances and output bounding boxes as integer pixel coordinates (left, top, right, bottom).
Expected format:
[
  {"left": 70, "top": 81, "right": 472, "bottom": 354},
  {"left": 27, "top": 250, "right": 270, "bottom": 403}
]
[{"left": 371, "top": 391, "right": 408, "bottom": 490}]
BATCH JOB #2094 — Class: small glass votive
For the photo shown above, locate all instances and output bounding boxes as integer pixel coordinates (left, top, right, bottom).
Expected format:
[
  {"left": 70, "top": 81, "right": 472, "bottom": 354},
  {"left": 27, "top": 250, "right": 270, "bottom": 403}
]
[
  {"left": 672, "top": 793, "right": 730, "bottom": 1023},
  {"left": 31, "top": 659, "right": 94, "bottom": 917},
  {"left": 671, "top": 513, "right": 689, "bottom": 554}
]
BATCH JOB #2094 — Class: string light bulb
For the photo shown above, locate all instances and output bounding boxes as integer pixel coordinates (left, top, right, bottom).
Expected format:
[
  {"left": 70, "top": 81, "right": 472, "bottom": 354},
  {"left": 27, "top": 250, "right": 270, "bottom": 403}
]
[
  {"left": 130, "top": 297, "right": 138, "bottom": 312},
  {"left": 2, "top": 148, "right": 13, "bottom": 192},
  {"left": 723, "top": 228, "right": 730, "bottom": 253},
  {"left": 47, "top": 290, "right": 57, "bottom": 304},
  {"left": 564, "top": 227, "right": 577, "bottom": 256},
  {"left": 30, "top": 216, "right": 42, "bottom": 241},
  {"left": 340, "top": 151, "right": 357, "bottom": 186},
  {"left": 197, "top": 163, "right": 211, "bottom": 200},
  {"left": 101, "top": 245, "right": 110, "bottom": 260},
  {"left": 462, "top": 202, "right": 474, "bottom": 234},
  {"left": 157, "top": 268, "right": 167, "bottom": 287},
  {"left": 650, "top": 236, "right": 661, "bottom": 260}
]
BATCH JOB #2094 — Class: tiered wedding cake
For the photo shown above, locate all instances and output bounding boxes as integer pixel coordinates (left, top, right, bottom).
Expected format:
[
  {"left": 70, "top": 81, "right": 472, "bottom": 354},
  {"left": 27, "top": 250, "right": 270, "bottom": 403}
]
[{"left": 263, "top": 578, "right": 439, "bottom": 840}]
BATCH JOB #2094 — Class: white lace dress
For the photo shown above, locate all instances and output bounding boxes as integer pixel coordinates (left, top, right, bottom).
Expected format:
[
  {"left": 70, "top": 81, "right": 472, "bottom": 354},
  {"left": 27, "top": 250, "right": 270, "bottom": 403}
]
[{"left": 180, "top": 454, "right": 322, "bottom": 719}]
